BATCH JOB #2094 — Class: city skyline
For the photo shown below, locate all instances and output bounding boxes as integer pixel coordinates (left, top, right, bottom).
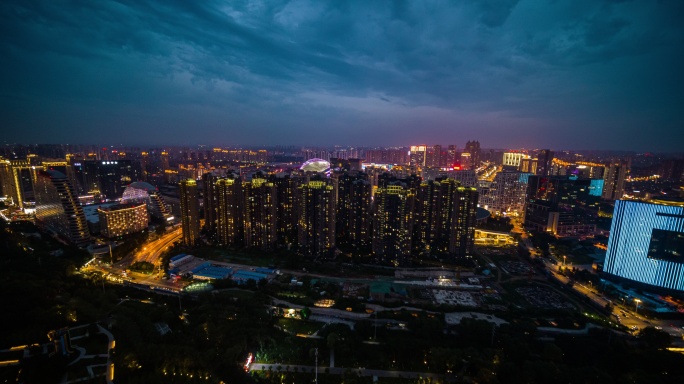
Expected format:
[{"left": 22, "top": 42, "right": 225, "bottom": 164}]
[{"left": 1, "top": 1, "right": 683, "bottom": 151}]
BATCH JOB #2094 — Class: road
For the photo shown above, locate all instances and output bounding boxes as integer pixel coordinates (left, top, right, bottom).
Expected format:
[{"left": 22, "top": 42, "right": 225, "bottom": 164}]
[
  {"left": 249, "top": 364, "right": 448, "bottom": 381},
  {"left": 130, "top": 227, "right": 182, "bottom": 267}
]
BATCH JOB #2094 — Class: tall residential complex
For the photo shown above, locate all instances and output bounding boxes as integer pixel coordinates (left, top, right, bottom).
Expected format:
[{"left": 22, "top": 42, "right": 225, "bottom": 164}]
[
  {"left": 34, "top": 170, "right": 90, "bottom": 247},
  {"left": 179, "top": 178, "right": 200, "bottom": 247},
  {"left": 336, "top": 172, "right": 372, "bottom": 249},
  {"left": 243, "top": 178, "right": 277, "bottom": 250},
  {"left": 297, "top": 180, "right": 336, "bottom": 258},
  {"left": 413, "top": 178, "right": 479, "bottom": 258},
  {"left": 602, "top": 161, "right": 628, "bottom": 200},
  {"left": 604, "top": 198, "right": 684, "bottom": 291},
  {"left": 464, "top": 141, "right": 481, "bottom": 170},
  {"left": 478, "top": 171, "right": 530, "bottom": 216},
  {"left": 536, "top": 149, "right": 554, "bottom": 177},
  {"left": 373, "top": 183, "right": 415, "bottom": 266}
]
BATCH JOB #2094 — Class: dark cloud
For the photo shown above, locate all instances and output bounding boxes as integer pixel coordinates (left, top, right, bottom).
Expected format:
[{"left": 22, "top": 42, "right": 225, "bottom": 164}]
[{"left": 0, "top": 0, "right": 682, "bottom": 151}]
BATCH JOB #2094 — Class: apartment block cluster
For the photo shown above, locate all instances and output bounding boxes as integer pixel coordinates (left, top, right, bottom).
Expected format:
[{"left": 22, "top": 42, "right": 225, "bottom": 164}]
[{"left": 179, "top": 160, "right": 479, "bottom": 267}]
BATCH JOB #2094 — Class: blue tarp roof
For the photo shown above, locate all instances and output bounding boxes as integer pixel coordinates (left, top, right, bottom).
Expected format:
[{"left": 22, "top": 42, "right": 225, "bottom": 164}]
[
  {"left": 232, "top": 270, "right": 268, "bottom": 281},
  {"left": 170, "top": 254, "right": 187, "bottom": 262}
]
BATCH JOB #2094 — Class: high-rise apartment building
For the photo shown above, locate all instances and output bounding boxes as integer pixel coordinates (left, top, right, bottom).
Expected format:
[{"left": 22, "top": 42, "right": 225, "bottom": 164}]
[
  {"left": 446, "top": 145, "right": 458, "bottom": 168},
  {"left": 449, "top": 185, "right": 479, "bottom": 257},
  {"left": 413, "top": 178, "right": 478, "bottom": 258},
  {"left": 464, "top": 141, "right": 480, "bottom": 170},
  {"left": 409, "top": 145, "right": 427, "bottom": 168},
  {"left": 604, "top": 198, "right": 684, "bottom": 291},
  {"left": 297, "top": 180, "right": 336, "bottom": 258},
  {"left": 215, "top": 175, "right": 244, "bottom": 246},
  {"left": 478, "top": 171, "right": 530, "bottom": 215},
  {"left": 602, "top": 161, "right": 628, "bottom": 200},
  {"left": 140, "top": 151, "right": 149, "bottom": 181},
  {"left": 336, "top": 172, "right": 372, "bottom": 248},
  {"left": 373, "top": 183, "right": 415, "bottom": 266},
  {"left": 425, "top": 145, "right": 442, "bottom": 168},
  {"left": 243, "top": 178, "right": 277, "bottom": 249},
  {"left": 179, "top": 178, "right": 200, "bottom": 246},
  {"left": 536, "top": 149, "right": 554, "bottom": 177},
  {"left": 270, "top": 173, "right": 299, "bottom": 247},
  {"left": 34, "top": 170, "right": 90, "bottom": 247}
]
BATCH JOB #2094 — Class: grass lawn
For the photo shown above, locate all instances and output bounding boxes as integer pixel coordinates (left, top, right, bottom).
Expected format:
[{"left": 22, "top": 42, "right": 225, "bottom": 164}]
[{"left": 277, "top": 318, "right": 324, "bottom": 336}]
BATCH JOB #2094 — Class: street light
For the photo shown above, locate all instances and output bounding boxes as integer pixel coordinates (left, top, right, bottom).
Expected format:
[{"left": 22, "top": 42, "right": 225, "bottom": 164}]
[
  {"left": 634, "top": 298, "right": 641, "bottom": 314},
  {"left": 563, "top": 255, "right": 566, "bottom": 266}
]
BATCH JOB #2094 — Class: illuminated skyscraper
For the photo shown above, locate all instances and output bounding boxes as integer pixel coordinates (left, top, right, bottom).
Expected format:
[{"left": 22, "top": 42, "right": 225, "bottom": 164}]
[
  {"left": 426, "top": 145, "right": 442, "bottom": 168},
  {"left": 243, "top": 178, "right": 277, "bottom": 249},
  {"left": 0, "top": 158, "right": 10, "bottom": 200},
  {"left": 3, "top": 158, "right": 39, "bottom": 208},
  {"left": 409, "top": 145, "right": 427, "bottom": 167},
  {"left": 414, "top": 178, "right": 479, "bottom": 258},
  {"left": 446, "top": 145, "right": 458, "bottom": 167},
  {"left": 536, "top": 149, "right": 554, "bottom": 177},
  {"left": 80, "top": 160, "right": 137, "bottom": 200},
  {"left": 373, "top": 183, "right": 415, "bottom": 266},
  {"left": 161, "top": 151, "right": 170, "bottom": 171},
  {"left": 604, "top": 198, "right": 684, "bottom": 291},
  {"left": 270, "top": 173, "right": 299, "bottom": 247},
  {"left": 464, "top": 141, "right": 480, "bottom": 170},
  {"left": 602, "top": 161, "right": 628, "bottom": 200},
  {"left": 203, "top": 173, "right": 219, "bottom": 236},
  {"left": 297, "top": 180, "right": 336, "bottom": 258},
  {"left": 478, "top": 171, "right": 530, "bottom": 215},
  {"left": 34, "top": 170, "right": 90, "bottom": 247},
  {"left": 336, "top": 172, "right": 372, "bottom": 248},
  {"left": 179, "top": 178, "right": 200, "bottom": 246},
  {"left": 140, "top": 151, "right": 149, "bottom": 181},
  {"left": 449, "top": 186, "right": 479, "bottom": 256},
  {"left": 214, "top": 175, "right": 244, "bottom": 246}
]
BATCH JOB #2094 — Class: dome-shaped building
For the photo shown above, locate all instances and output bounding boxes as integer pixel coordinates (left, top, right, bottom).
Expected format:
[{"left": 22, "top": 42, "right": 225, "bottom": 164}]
[
  {"left": 122, "top": 182, "right": 172, "bottom": 220},
  {"left": 300, "top": 158, "right": 331, "bottom": 173}
]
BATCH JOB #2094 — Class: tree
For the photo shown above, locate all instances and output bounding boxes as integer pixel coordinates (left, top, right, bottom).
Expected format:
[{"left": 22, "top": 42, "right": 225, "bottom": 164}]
[
  {"left": 637, "top": 327, "right": 672, "bottom": 349},
  {"left": 300, "top": 306, "right": 311, "bottom": 321}
]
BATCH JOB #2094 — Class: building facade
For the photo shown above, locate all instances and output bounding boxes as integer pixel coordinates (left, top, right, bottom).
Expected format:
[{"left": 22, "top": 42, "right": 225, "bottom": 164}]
[
  {"left": 179, "top": 178, "right": 200, "bottom": 246},
  {"left": 373, "top": 184, "right": 415, "bottom": 266},
  {"left": 604, "top": 199, "right": 684, "bottom": 291},
  {"left": 98, "top": 203, "right": 148, "bottom": 238},
  {"left": 297, "top": 180, "right": 336, "bottom": 258},
  {"left": 34, "top": 170, "right": 90, "bottom": 247}
]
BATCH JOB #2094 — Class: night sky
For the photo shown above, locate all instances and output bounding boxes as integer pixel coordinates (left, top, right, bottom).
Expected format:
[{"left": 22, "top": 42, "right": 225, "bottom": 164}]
[{"left": 1, "top": 0, "right": 683, "bottom": 151}]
